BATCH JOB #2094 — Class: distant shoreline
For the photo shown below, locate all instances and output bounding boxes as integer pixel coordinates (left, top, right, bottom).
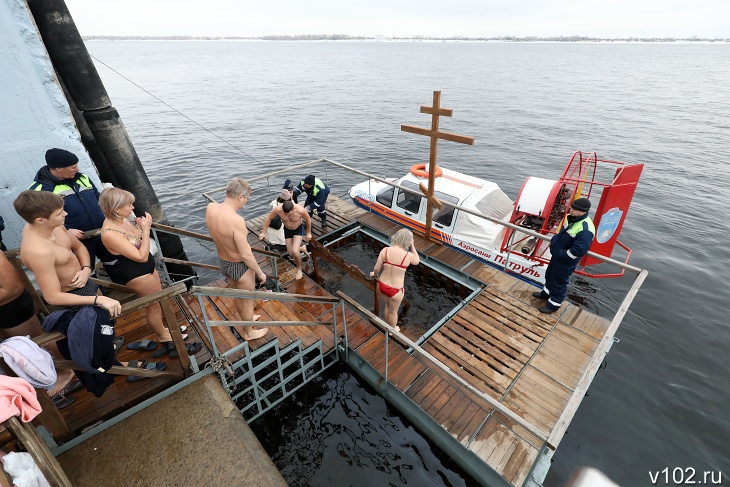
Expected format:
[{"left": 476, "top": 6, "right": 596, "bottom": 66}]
[{"left": 82, "top": 35, "right": 730, "bottom": 43}]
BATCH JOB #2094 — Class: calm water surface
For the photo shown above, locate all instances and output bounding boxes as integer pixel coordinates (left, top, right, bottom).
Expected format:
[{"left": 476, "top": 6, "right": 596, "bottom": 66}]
[{"left": 86, "top": 40, "right": 730, "bottom": 485}]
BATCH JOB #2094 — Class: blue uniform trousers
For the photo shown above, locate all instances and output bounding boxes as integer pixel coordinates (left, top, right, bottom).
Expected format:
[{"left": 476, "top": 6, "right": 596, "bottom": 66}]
[{"left": 543, "top": 260, "right": 576, "bottom": 310}]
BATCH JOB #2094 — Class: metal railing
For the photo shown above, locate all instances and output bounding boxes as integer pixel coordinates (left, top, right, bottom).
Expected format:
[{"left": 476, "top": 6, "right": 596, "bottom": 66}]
[
  {"left": 200, "top": 157, "right": 644, "bottom": 277},
  {"left": 336, "top": 291, "right": 553, "bottom": 448},
  {"left": 189, "top": 285, "right": 344, "bottom": 420}
]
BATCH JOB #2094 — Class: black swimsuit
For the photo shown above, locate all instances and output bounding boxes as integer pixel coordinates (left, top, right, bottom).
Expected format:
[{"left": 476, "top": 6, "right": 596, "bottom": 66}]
[
  {"left": 0, "top": 289, "right": 35, "bottom": 329},
  {"left": 102, "top": 225, "right": 155, "bottom": 285}
]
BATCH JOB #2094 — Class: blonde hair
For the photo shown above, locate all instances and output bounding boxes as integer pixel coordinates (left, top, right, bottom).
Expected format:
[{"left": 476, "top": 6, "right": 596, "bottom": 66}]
[
  {"left": 99, "top": 187, "right": 135, "bottom": 220},
  {"left": 225, "top": 178, "right": 251, "bottom": 199},
  {"left": 390, "top": 228, "right": 413, "bottom": 249}
]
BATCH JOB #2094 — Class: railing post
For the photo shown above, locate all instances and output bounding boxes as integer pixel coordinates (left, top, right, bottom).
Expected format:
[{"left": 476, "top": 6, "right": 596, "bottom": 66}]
[
  {"left": 373, "top": 278, "right": 380, "bottom": 315},
  {"left": 197, "top": 295, "right": 220, "bottom": 358},
  {"left": 311, "top": 249, "right": 320, "bottom": 283},
  {"left": 341, "top": 302, "right": 349, "bottom": 362},
  {"left": 160, "top": 297, "right": 192, "bottom": 376},
  {"left": 331, "top": 303, "right": 338, "bottom": 361},
  {"left": 5, "top": 416, "right": 72, "bottom": 487},
  {"left": 151, "top": 227, "right": 171, "bottom": 285},
  {"left": 384, "top": 330, "right": 389, "bottom": 386}
]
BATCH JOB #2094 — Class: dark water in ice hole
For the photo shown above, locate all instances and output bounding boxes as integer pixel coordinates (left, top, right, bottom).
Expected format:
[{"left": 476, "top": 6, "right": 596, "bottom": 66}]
[
  {"left": 316, "top": 238, "right": 467, "bottom": 342},
  {"left": 250, "top": 363, "right": 479, "bottom": 487}
]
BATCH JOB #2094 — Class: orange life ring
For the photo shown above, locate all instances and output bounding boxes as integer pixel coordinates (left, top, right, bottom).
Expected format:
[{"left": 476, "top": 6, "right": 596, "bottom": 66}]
[{"left": 410, "top": 164, "right": 443, "bottom": 179}]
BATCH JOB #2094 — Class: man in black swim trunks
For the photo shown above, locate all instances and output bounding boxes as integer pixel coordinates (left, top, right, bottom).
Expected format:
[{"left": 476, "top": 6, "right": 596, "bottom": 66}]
[
  {"left": 259, "top": 200, "right": 312, "bottom": 280},
  {"left": 0, "top": 251, "right": 81, "bottom": 397},
  {"left": 0, "top": 252, "right": 39, "bottom": 336}
]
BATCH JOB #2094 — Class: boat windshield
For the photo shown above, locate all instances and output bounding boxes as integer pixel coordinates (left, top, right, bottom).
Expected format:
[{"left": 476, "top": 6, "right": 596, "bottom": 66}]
[
  {"left": 396, "top": 181, "right": 423, "bottom": 213},
  {"left": 432, "top": 191, "right": 460, "bottom": 226}
]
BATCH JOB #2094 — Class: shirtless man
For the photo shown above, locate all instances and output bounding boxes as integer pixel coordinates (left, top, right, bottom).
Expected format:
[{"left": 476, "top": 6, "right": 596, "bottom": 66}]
[
  {"left": 206, "top": 178, "right": 268, "bottom": 341},
  {"left": 13, "top": 191, "right": 121, "bottom": 315},
  {"left": 259, "top": 200, "right": 312, "bottom": 280},
  {"left": 0, "top": 251, "right": 76, "bottom": 396},
  {"left": 12, "top": 190, "right": 122, "bottom": 394}
]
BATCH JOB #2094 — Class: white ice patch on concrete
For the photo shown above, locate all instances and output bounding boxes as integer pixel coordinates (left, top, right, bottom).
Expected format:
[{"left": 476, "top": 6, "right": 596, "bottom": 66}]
[{"left": 0, "top": 0, "right": 101, "bottom": 249}]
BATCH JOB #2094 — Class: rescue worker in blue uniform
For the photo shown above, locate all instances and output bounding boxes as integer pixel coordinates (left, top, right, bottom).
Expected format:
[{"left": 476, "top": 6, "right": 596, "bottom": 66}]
[
  {"left": 533, "top": 197, "right": 595, "bottom": 314},
  {"left": 292, "top": 174, "right": 330, "bottom": 228},
  {"left": 29, "top": 148, "right": 112, "bottom": 267}
]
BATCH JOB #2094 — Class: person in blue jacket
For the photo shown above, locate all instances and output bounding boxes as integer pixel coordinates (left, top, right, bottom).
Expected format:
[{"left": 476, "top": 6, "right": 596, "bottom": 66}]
[
  {"left": 533, "top": 197, "right": 595, "bottom": 314},
  {"left": 292, "top": 174, "right": 330, "bottom": 228},
  {"left": 29, "top": 148, "right": 112, "bottom": 267}
]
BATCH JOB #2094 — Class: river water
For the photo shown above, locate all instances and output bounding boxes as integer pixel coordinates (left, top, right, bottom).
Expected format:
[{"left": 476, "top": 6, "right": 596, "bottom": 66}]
[{"left": 86, "top": 40, "right": 730, "bottom": 486}]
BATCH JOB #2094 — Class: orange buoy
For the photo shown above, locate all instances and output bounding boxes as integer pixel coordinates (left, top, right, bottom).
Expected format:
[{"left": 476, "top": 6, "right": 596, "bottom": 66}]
[{"left": 410, "top": 164, "right": 443, "bottom": 178}]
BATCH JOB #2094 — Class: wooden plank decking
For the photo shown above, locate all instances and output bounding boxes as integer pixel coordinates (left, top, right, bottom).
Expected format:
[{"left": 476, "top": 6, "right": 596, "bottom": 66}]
[
  {"left": 56, "top": 296, "right": 211, "bottom": 433},
  {"left": 257, "top": 195, "right": 612, "bottom": 487},
  {"left": 60, "top": 195, "right": 612, "bottom": 487}
]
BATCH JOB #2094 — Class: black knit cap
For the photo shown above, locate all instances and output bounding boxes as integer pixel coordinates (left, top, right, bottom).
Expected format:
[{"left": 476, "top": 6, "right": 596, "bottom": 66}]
[
  {"left": 304, "top": 175, "right": 316, "bottom": 185},
  {"left": 283, "top": 179, "right": 294, "bottom": 190},
  {"left": 45, "top": 148, "right": 79, "bottom": 168},
  {"left": 571, "top": 198, "right": 591, "bottom": 212}
]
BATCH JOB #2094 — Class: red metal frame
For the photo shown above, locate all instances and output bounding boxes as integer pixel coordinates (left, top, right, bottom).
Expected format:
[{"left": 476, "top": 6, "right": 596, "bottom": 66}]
[{"left": 501, "top": 151, "right": 642, "bottom": 279}]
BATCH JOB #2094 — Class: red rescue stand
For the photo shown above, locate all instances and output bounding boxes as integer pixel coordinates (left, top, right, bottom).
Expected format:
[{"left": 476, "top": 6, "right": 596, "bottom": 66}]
[{"left": 501, "top": 151, "right": 643, "bottom": 278}]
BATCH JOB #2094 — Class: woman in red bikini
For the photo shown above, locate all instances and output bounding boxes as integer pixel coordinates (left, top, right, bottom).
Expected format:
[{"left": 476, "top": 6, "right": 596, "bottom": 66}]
[{"left": 370, "top": 229, "right": 420, "bottom": 330}]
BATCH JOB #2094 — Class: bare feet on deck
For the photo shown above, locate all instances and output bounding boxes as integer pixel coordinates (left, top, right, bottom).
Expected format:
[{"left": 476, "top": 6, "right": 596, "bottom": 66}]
[
  {"left": 242, "top": 327, "right": 269, "bottom": 340},
  {"left": 296, "top": 269, "right": 303, "bottom": 279}
]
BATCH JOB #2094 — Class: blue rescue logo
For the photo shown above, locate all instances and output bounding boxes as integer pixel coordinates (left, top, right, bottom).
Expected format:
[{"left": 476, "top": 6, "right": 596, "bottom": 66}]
[{"left": 596, "top": 207, "right": 623, "bottom": 243}]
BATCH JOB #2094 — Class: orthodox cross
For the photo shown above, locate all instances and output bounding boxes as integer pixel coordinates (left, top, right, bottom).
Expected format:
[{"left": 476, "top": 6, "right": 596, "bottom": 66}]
[{"left": 401, "top": 91, "right": 474, "bottom": 241}]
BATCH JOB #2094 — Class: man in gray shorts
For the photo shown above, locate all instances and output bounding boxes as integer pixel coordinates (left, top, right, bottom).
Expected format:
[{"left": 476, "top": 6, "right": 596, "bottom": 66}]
[{"left": 205, "top": 178, "right": 268, "bottom": 341}]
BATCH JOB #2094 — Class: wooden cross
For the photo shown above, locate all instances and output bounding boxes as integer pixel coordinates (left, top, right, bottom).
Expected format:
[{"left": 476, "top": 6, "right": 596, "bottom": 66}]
[{"left": 401, "top": 91, "right": 474, "bottom": 241}]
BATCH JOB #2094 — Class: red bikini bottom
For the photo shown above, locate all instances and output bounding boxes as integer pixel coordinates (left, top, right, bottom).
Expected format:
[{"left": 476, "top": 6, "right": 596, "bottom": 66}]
[{"left": 378, "top": 281, "right": 403, "bottom": 298}]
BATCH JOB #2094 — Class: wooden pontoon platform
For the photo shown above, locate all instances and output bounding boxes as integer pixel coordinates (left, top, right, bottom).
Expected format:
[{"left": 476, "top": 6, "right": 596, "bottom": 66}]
[
  {"left": 20, "top": 195, "right": 624, "bottom": 487},
  {"left": 240, "top": 195, "right": 616, "bottom": 487}
]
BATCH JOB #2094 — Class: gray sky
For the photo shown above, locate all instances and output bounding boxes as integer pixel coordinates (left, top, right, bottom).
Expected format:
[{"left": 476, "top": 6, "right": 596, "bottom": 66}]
[{"left": 63, "top": 0, "right": 729, "bottom": 38}]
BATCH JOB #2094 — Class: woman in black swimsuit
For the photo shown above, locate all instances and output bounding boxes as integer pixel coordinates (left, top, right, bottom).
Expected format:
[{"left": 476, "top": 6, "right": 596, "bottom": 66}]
[{"left": 99, "top": 188, "right": 176, "bottom": 355}]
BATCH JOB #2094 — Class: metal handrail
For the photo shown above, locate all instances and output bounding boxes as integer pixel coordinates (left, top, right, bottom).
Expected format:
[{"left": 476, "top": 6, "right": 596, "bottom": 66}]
[
  {"left": 201, "top": 158, "right": 325, "bottom": 202},
  {"left": 190, "top": 285, "right": 343, "bottom": 361},
  {"left": 197, "top": 157, "right": 645, "bottom": 274},
  {"left": 322, "top": 158, "right": 643, "bottom": 274},
  {"left": 336, "top": 290, "right": 553, "bottom": 448}
]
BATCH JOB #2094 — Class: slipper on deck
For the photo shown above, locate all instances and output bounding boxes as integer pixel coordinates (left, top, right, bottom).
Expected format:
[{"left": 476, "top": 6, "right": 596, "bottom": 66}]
[
  {"left": 170, "top": 341, "right": 202, "bottom": 359},
  {"left": 127, "top": 339, "right": 157, "bottom": 351},
  {"left": 151, "top": 341, "right": 175, "bottom": 358},
  {"left": 58, "top": 380, "right": 84, "bottom": 396},
  {"left": 127, "top": 360, "right": 167, "bottom": 382},
  {"left": 113, "top": 336, "right": 125, "bottom": 355},
  {"left": 51, "top": 393, "right": 75, "bottom": 410}
]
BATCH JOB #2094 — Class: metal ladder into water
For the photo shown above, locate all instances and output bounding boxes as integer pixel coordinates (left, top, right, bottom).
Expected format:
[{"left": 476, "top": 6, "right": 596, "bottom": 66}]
[{"left": 223, "top": 337, "right": 338, "bottom": 421}]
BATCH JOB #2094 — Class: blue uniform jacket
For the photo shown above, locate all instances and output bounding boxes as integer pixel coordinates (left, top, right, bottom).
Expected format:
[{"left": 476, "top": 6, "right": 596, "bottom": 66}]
[
  {"left": 549, "top": 214, "right": 594, "bottom": 267},
  {"left": 293, "top": 178, "right": 330, "bottom": 208},
  {"left": 30, "top": 167, "right": 105, "bottom": 232}
]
